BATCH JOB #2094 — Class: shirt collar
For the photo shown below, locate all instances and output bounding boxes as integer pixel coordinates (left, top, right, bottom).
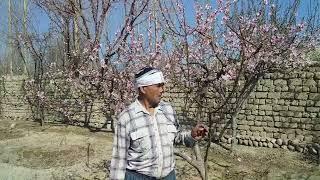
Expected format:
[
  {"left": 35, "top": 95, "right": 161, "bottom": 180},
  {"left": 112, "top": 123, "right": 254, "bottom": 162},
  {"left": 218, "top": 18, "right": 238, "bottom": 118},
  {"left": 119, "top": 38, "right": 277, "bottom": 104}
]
[{"left": 133, "top": 99, "right": 163, "bottom": 115}]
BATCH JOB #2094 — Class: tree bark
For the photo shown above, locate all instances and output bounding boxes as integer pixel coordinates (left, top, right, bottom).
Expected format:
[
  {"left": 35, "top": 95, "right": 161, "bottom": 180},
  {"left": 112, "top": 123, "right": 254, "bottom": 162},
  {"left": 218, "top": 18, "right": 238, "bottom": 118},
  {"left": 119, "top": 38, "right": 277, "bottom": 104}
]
[
  {"left": 8, "top": 0, "right": 13, "bottom": 76},
  {"left": 174, "top": 143, "right": 206, "bottom": 180},
  {"left": 22, "top": 0, "right": 29, "bottom": 75}
]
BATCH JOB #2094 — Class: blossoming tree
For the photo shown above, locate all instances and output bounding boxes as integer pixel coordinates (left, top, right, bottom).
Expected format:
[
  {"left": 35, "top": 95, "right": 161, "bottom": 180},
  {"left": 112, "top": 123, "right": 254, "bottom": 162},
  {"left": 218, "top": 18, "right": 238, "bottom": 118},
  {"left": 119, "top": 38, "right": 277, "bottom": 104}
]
[
  {"left": 158, "top": 0, "right": 319, "bottom": 179},
  {"left": 21, "top": 0, "right": 319, "bottom": 179},
  {"left": 23, "top": 0, "right": 177, "bottom": 131},
  {"left": 24, "top": 0, "right": 151, "bottom": 127}
]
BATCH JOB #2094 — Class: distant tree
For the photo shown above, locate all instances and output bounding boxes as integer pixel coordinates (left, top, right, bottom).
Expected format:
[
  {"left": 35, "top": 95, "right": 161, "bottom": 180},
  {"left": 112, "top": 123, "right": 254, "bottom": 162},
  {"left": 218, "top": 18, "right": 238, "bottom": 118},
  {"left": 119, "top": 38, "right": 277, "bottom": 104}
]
[{"left": 8, "top": 0, "right": 13, "bottom": 76}]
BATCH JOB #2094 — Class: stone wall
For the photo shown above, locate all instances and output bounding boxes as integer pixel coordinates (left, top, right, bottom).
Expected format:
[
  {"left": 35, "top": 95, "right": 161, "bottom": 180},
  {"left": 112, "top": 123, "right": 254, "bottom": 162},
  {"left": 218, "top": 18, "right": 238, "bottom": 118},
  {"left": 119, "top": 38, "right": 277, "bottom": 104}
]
[
  {"left": 166, "top": 64, "right": 320, "bottom": 155},
  {"left": 0, "top": 76, "right": 31, "bottom": 121},
  {"left": 230, "top": 65, "right": 320, "bottom": 153},
  {"left": 1, "top": 64, "right": 319, "bottom": 155},
  {"left": 0, "top": 76, "right": 108, "bottom": 128}
]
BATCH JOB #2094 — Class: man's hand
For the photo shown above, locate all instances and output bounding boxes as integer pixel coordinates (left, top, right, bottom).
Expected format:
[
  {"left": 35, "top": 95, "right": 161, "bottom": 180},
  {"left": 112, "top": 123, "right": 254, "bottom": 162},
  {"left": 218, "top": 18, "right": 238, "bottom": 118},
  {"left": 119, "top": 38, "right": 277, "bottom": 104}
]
[{"left": 191, "top": 123, "right": 208, "bottom": 141}]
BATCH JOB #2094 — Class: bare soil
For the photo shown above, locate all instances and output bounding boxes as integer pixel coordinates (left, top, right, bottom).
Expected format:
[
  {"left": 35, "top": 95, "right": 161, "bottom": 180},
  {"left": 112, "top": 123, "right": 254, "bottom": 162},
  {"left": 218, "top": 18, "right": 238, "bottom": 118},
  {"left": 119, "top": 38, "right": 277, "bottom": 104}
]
[{"left": 0, "top": 117, "right": 319, "bottom": 180}]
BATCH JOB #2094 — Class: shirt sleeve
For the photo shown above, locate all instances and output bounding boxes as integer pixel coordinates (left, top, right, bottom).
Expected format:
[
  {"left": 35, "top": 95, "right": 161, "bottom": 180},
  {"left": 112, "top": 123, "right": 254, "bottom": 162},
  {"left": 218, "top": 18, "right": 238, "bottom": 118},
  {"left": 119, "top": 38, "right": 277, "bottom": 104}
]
[
  {"left": 174, "top": 118, "right": 196, "bottom": 147},
  {"left": 175, "top": 129, "right": 196, "bottom": 147},
  {"left": 163, "top": 102, "right": 196, "bottom": 147},
  {"left": 110, "top": 119, "right": 129, "bottom": 180}
]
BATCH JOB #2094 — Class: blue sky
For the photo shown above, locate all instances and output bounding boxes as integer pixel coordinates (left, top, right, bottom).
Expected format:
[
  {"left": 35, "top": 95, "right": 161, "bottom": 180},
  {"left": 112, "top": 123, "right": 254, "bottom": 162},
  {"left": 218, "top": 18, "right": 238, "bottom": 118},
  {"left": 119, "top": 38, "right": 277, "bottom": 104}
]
[
  {"left": 0, "top": 0, "right": 315, "bottom": 32},
  {"left": 0, "top": 1, "right": 51, "bottom": 55},
  {"left": 0, "top": 0, "right": 317, "bottom": 55}
]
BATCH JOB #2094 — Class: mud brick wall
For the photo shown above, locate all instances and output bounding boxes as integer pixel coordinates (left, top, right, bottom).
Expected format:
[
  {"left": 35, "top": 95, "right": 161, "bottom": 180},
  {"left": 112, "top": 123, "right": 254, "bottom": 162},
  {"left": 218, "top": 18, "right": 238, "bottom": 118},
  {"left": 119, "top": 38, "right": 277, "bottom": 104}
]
[
  {"left": 0, "top": 76, "right": 31, "bottom": 121},
  {"left": 166, "top": 64, "right": 320, "bottom": 155},
  {"left": 0, "top": 76, "right": 108, "bottom": 128},
  {"left": 1, "top": 64, "right": 320, "bottom": 154},
  {"left": 232, "top": 65, "right": 320, "bottom": 153}
]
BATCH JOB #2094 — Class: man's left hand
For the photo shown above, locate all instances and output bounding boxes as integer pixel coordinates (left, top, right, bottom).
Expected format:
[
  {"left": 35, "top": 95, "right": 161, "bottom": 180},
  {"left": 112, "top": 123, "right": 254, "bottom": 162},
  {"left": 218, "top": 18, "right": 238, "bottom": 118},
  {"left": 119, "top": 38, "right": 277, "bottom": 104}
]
[{"left": 191, "top": 123, "right": 209, "bottom": 141}]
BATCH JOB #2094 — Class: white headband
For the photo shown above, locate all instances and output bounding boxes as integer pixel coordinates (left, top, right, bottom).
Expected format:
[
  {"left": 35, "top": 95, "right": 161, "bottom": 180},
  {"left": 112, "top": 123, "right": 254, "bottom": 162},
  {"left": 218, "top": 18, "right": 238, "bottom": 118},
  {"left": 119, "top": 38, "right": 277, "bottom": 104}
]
[{"left": 135, "top": 69, "right": 165, "bottom": 87}]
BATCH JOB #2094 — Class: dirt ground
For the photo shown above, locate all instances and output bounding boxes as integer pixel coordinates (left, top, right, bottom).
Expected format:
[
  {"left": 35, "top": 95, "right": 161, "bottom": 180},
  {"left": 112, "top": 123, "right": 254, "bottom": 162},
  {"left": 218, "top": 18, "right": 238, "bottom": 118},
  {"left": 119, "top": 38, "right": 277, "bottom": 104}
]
[{"left": 0, "top": 118, "right": 319, "bottom": 180}]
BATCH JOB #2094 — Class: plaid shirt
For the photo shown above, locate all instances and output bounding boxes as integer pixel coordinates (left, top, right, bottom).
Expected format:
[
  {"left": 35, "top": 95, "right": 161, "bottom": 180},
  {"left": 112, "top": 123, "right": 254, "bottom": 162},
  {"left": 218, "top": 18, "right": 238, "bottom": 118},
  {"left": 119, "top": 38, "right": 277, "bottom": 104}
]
[{"left": 110, "top": 100, "right": 196, "bottom": 180}]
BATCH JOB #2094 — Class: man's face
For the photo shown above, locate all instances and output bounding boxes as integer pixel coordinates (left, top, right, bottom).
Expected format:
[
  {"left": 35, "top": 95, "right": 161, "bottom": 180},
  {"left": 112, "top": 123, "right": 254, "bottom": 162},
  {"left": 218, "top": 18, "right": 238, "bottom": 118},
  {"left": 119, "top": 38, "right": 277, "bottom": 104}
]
[{"left": 142, "top": 83, "right": 165, "bottom": 108}]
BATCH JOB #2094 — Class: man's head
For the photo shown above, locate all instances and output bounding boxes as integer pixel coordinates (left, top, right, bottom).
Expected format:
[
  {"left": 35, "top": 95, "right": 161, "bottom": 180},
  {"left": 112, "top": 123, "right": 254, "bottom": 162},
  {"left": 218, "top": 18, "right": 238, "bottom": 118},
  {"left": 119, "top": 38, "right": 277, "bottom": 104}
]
[{"left": 135, "top": 67, "right": 165, "bottom": 108}]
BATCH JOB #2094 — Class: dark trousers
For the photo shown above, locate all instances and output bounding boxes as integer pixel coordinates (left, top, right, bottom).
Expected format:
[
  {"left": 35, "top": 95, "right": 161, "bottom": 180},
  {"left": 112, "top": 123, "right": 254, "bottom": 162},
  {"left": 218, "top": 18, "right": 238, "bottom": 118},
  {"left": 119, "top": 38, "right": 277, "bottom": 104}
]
[{"left": 124, "top": 169, "right": 176, "bottom": 180}]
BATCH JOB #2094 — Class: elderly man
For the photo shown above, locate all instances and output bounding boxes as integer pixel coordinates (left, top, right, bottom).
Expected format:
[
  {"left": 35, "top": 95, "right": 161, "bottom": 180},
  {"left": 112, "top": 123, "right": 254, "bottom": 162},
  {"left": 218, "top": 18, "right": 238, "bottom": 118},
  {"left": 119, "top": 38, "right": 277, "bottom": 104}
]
[{"left": 110, "top": 67, "right": 208, "bottom": 180}]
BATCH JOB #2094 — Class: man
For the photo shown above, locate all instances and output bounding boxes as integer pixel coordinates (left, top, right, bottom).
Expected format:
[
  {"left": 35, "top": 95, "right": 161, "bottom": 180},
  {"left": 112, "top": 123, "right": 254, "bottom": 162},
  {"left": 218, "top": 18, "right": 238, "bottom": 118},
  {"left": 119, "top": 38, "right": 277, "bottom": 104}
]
[{"left": 110, "top": 67, "right": 208, "bottom": 180}]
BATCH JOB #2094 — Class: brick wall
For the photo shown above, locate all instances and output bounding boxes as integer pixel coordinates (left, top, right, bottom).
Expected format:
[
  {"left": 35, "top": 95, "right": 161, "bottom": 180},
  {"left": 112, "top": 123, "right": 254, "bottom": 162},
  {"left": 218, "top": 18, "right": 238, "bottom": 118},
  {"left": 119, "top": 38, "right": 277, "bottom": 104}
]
[
  {"left": 0, "top": 76, "right": 31, "bottom": 121},
  {"left": 165, "top": 64, "right": 320, "bottom": 154},
  {"left": 0, "top": 76, "right": 108, "bottom": 128},
  {"left": 229, "top": 65, "right": 320, "bottom": 152},
  {"left": 1, "top": 64, "right": 319, "bottom": 154}
]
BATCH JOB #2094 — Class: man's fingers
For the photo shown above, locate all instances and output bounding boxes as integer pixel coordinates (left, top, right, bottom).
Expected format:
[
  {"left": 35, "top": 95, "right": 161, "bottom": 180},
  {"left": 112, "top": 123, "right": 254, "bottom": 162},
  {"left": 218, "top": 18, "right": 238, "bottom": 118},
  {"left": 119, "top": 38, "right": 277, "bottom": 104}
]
[
  {"left": 197, "top": 125, "right": 208, "bottom": 133},
  {"left": 197, "top": 124, "right": 208, "bottom": 130},
  {"left": 193, "top": 123, "right": 209, "bottom": 139},
  {"left": 197, "top": 129, "right": 206, "bottom": 137}
]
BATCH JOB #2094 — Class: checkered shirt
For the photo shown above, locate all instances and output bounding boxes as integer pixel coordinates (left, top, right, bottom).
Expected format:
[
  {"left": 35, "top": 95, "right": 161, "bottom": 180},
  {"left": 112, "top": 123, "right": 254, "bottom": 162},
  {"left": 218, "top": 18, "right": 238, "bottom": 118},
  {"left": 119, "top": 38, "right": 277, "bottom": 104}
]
[{"left": 110, "top": 100, "right": 196, "bottom": 180}]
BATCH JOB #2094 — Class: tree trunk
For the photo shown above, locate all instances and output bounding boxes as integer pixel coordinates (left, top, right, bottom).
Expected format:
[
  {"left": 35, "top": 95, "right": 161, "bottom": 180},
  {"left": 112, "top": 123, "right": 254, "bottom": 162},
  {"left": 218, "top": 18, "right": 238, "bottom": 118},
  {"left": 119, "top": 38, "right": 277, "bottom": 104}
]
[
  {"left": 194, "top": 143, "right": 206, "bottom": 180},
  {"left": 73, "top": 0, "right": 80, "bottom": 70},
  {"left": 8, "top": 0, "right": 13, "bottom": 76},
  {"left": 63, "top": 17, "right": 71, "bottom": 69},
  {"left": 84, "top": 99, "right": 94, "bottom": 127},
  {"left": 174, "top": 143, "right": 206, "bottom": 180},
  {"left": 22, "top": 0, "right": 29, "bottom": 75},
  {"left": 231, "top": 115, "right": 237, "bottom": 151}
]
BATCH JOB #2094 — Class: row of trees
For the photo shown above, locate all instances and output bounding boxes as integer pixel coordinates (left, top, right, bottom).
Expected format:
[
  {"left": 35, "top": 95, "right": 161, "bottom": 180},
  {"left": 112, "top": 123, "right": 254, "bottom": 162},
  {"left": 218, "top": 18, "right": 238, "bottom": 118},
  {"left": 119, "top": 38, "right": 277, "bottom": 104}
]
[
  {"left": 0, "top": 0, "right": 29, "bottom": 75},
  {"left": 1, "top": 0, "right": 319, "bottom": 179}
]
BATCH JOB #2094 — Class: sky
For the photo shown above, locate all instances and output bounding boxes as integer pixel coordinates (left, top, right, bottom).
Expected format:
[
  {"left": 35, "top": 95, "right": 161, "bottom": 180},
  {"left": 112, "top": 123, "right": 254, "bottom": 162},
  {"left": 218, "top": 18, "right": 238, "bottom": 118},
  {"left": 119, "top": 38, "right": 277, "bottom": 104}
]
[{"left": 0, "top": 0, "right": 317, "bottom": 55}]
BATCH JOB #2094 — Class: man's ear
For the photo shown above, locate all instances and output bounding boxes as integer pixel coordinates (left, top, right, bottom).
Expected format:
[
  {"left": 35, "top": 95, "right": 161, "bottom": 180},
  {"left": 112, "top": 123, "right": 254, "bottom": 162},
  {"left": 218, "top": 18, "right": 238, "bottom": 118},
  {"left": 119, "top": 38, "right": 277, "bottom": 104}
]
[{"left": 139, "top": 86, "right": 146, "bottom": 94}]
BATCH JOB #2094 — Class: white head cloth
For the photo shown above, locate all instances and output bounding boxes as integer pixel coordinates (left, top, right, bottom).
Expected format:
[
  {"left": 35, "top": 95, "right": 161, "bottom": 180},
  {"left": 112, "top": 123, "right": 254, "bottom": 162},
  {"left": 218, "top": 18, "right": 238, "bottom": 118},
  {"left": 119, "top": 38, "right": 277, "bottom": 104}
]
[{"left": 135, "top": 69, "right": 165, "bottom": 87}]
